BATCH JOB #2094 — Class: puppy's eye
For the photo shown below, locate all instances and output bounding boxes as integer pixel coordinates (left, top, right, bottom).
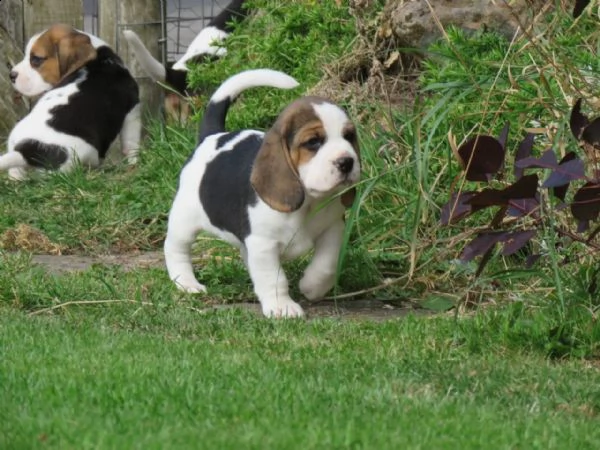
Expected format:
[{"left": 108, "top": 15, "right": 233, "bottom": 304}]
[
  {"left": 303, "top": 136, "right": 324, "bottom": 151},
  {"left": 343, "top": 129, "right": 356, "bottom": 142},
  {"left": 30, "top": 55, "right": 46, "bottom": 68}
]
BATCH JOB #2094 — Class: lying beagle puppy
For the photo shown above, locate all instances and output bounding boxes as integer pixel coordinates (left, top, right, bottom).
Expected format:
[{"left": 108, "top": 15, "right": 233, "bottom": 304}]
[
  {"left": 164, "top": 69, "right": 361, "bottom": 318},
  {"left": 122, "top": 0, "right": 248, "bottom": 122},
  {"left": 2, "top": 24, "right": 141, "bottom": 180}
]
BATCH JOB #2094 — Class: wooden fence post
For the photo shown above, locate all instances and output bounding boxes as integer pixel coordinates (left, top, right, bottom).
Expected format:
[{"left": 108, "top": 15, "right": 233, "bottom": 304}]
[
  {"left": 23, "top": 0, "right": 83, "bottom": 38},
  {"left": 0, "top": 0, "right": 28, "bottom": 138}
]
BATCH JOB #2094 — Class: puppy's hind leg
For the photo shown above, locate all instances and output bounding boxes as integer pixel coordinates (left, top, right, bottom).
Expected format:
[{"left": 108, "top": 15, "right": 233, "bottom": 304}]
[
  {"left": 164, "top": 193, "right": 206, "bottom": 294},
  {"left": 120, "top": 104, "right": 142, "bottom": 165},
  {"left": 8, "top": 167, "right": 28, "bottom": 181},
  {"left": 0, "top": 152, "right": 28, "bottom": 180}
]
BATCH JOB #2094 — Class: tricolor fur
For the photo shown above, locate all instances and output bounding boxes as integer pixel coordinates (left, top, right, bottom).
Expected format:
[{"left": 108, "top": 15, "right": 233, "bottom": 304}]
[
  {"left": 3, "top": 24, "right": 141, "bottom": 180},
  {"left": 164, "top": 69, "right": 361, "bottom": 318},
  {"left": 122, "top": 0, "right": 248, "bottom": 122}
]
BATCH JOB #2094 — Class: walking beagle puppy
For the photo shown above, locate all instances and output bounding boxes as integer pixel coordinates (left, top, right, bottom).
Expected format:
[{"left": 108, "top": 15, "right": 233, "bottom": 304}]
[
  {"left": 2, "top": 24, "right": 141, "bottom": 180},
  {"left": 164, "top": 69, "right": 361, "bottom": 318},
  {"left": 122, "top": 0, "right": 248, "bottom": 122}
]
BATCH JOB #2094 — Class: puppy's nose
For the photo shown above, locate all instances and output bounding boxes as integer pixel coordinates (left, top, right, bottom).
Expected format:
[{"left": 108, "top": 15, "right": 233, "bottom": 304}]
[
  {"left": 9, "top": 70, "right": 17, "bottom": 83},
  {"left": 334, "top": 156, "right": 354, "bottom": 175}
]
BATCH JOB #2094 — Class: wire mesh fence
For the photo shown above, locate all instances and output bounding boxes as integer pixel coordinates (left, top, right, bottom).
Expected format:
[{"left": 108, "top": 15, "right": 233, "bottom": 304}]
[
  {"left": 165, "top": 0, "right": 225, "bottom": 61},
  {"left": 82, "top": 0, "right": 227, "bottom": 62}
]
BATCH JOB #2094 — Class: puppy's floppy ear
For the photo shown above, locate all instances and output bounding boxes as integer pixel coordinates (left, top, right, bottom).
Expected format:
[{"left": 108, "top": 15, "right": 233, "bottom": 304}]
[
  {"left": 341, "top": 187, "right": 356, "bottom": 208},
  {"left": 340, "top": 127, "right": 361, "bottom": 208},
  {"left": 57, "top": 31, "right": 96, "bottom": 80},
  {"left": 251, "top": 120, "right": 305, "bottom": 213}
]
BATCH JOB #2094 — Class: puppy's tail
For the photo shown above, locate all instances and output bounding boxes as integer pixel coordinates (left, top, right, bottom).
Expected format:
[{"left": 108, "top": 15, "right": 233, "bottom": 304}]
[
  {"left": 122, "top": 29, "right": 166, "bottom": 82},
  {"left": 197, "top": 69, "right": 299, "bottom": 144}
]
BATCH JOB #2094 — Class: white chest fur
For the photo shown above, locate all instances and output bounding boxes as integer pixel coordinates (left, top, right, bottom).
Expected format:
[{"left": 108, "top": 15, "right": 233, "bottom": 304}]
[{"left": 247, "top": 199, "right": 345, "bottom": 260}]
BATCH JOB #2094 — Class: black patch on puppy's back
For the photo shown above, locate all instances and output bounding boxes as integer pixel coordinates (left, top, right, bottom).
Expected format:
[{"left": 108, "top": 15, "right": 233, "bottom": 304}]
[
  {"left": 48, "top": 46, "right": 139, "bottom": 159},
  {"left": 210, "top": 0, "right": 247, "bottom": 32},
  {"left": 200, "top": 132, "right": 260, "bottom": 241},
  {"left": 15, "top": 139, "right": 68, "bottom": 168},
  {"left": 216, "top": 130, "right": 242, "bottom": 148}
]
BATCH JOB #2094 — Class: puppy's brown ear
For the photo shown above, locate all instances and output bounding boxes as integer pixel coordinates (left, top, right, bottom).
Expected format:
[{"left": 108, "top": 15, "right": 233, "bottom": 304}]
[
  {"left": 58, "top": 31, "right": 96, "bottom": 80},
  {"left": 340, "top": 127, "right": 361, "bottom": 208},
  {"left": 251, "top": 122, "right": 305, "bottom": 213},
  {"left": 341, "top": 188, "right": 356, "bottom": 208}
]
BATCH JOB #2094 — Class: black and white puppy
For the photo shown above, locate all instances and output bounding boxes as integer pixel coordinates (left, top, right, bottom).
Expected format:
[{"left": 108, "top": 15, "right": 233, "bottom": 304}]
[
  {"left": 3, "top": 24, "right": 141, "bottom": 180},
  {"left": 122, "top": 0, "right": 248, "bottom": 122},
  {"left": 164, "top": 69, "right": 361, "bottom": 318}
]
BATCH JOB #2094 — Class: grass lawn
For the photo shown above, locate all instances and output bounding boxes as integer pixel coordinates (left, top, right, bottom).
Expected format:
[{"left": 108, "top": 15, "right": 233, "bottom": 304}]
[
  {"left": 2, "top": 1, "right": 600, "bottom": 448},
  {"left": 2, "top": 306, "right": 600, "bottom": 450}
]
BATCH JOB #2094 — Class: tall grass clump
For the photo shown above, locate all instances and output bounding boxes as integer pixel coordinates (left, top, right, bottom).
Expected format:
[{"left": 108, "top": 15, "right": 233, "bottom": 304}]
[
  {"left": 175, "top": 1, "right": 600, "bottom": 320},
  {"left": 390, "top": 2, "right": 600, "bottom": 353}
]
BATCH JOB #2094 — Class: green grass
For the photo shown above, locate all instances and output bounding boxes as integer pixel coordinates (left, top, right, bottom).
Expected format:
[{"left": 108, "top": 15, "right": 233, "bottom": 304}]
[
  {"left": 2, "top": 307, "right": 600, "bottom": 450},
  {"left": 1, "top": 0, "right": 600, "bottom": 447}
]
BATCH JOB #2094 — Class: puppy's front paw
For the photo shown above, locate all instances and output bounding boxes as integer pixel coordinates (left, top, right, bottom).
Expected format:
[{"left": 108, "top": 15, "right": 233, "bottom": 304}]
[
  {"left": 173, "top": 278, "right": 207, "bottom": 294},
  {"left": 261, "top": 298, "right": 305, "bottom": 319},
  {"left": 299, "top": 273, "right": 335, "bottom": 302}
]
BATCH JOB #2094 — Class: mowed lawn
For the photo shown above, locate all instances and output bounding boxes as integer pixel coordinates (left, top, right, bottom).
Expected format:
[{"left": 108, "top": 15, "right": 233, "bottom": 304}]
[
  {"left": 2, "top": 306, "right": 600, "bottom": 450},
  {"left": 2, "top": 2, "right": 600, "bottom": 449}
]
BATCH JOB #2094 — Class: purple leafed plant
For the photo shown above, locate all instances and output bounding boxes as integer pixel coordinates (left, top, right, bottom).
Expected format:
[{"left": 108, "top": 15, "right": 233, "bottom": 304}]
[{"left": 441, "top": 99, "right": 600, "bottom": 276}]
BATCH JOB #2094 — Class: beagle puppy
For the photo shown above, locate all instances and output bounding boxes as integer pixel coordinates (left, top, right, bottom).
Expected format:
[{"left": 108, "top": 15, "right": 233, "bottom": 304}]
[
  {"left": 122, "top": 0, "right": 248, "bottom": 123},
  {"left": 164, "top": 69, "right": 361, "bottom": 318},
  {"left": 2, "top": 24, "right": 141, "bottom": 180}
]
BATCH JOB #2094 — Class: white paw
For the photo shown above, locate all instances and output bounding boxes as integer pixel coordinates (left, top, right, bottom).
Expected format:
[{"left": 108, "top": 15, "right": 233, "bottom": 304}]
[
  {"left": 8, "top": 168, "right": 27, "bottom": 181},
  {"left": 173, "top": 278, "right": 207, "bottom": 294},
  {"left": 299, "top": 273, "right": 334, "bottom": 301},
  {"left": 125, "top": 152, "right": 138, "bottom": 165},
  {"left": 261, "top": 298, "right": 305, "bottom": 319}
]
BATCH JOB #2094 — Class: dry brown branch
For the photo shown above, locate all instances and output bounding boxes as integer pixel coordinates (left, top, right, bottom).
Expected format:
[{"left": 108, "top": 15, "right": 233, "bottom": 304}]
[{"left": 28, "top": 299, "right": 154, "bottom": 316}]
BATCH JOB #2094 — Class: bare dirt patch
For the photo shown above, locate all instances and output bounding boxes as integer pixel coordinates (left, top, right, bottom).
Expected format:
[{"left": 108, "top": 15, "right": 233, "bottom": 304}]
[
  {"left": 31, "top": 251, "right": 165, "bottom": 273},
  {"left": 29, "top": 252, "right": 419, "bottom": 321},
  {"left": 209, "top": 299, "right": 421, "bottom": 321}
]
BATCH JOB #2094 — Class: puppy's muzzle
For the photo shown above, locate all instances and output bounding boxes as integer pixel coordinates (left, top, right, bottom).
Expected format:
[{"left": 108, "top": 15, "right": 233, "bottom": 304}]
[{"left": 334, "top": 156, "right": 355, "bottom": 175}]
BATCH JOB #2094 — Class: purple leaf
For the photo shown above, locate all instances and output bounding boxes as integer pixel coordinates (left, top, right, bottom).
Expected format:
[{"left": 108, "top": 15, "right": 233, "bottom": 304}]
[
  {"left": 582, "top": 117, "right": 600, "bottom": 148},
  {"left": 497, "top": 122, "right": 510, "bottom": 151},
  {"left": 461, "top": 230, "right": 538, "bottom": 276},
  {"left": 571, "top": 182, "right": 600, "bottom": 222},
  {"left": 542, "top": 157, "right": 586, "bottom": 188},
  {"left": 507, "top": 197, "right": 539, "bottom": 218},
  {"left": 514, "top": 148, "right": 558, "bottom": 170},
  {"left": 514, "top": 133, "right": 534, "bottom": 180},
  {"left": 475, "top": 246, "right": 495, "bottom": 277},
  {"left": 461, "top": 232, "right": 506, "bottom": 262},
  {"left": 577, "top": 220, "right": 590, "bottom": 233},
  {"left": 458, "top": 135, "right": 505, "bottom": 182},
  {"left": 501, "top": 230, "right": 537, "bottom": 256},
  {"left": 467, "top": 174, "right": 539, "bottom": 208},
  {"left": 552, "top": 152, "right": 579, "bottom": 201},
  {"left": 570, "top": 98, "right": 589, "bottom": 140},
  {"left": 497, "top": 122, "right": 510, "bottom": 173},
  {"left": 574, "top": 0, "right": 591, "bottom": 18},
  {"left": 490, "top": 205, "right": 509, "bottom": 228},
  {"left": 440, "top": 191, "right": 476, "bottom": 225},
  {"left": 526, "top": 254, "right": 541, "bottom": 268}
]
